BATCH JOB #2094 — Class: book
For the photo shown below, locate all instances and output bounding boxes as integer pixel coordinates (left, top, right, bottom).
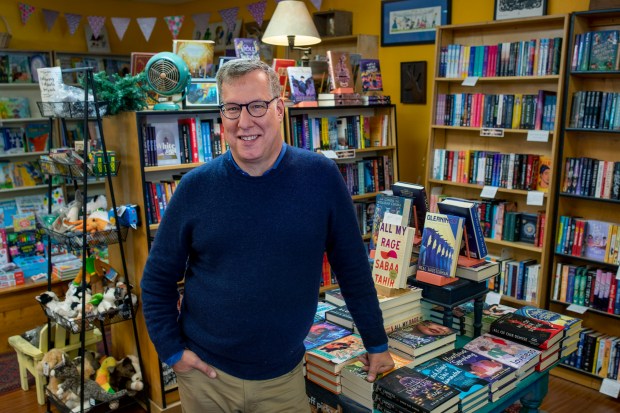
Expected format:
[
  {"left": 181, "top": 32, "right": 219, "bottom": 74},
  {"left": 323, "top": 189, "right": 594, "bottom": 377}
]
[
  {"left": 24, "top": 123, "right": 50, "bottom": 152},
  {"left": 536, "top": 156, "right": 552, "bottom": 193},
  {"left": 286, "top": 66, "right": 316, "bottom": 103},
  {"left": 304, "top": 321, "right": 352, "bottom": 350},
  {"left": 233, "top": 38, "right": 260, "bottom": 59},
  {"left": 418, "top": 212, "right": 465, "bottom": 278},
  {"left": 583, "top": 220, "right": 611, "bottom": 261},
  {"left": 359, "top": 58, "right": 383, "bottom": 92},
  {"left": 370, "top": 193, "right": 413, "bottom": 251},
  {"left": 326, "top": 50, "right": 353, "bottom": 91},
  {"left": 489, "top": 312, "right": 564, "bottom": 350},
  {"left": 513, "top": 306, "right": 582, "bottom": 335},
  {"left": 340, "top": 351, "right": 413, "bottom": 395},
  {"left": 391, "top": 182, "right": 429, "bottom": 238},
  {"left": 455, "top": 260, "right": 500, "bottom": 282},
  {"left": 324, "top": 288, "right": 345, "bottom": 307},
  {"left": 377, "top": 287, "right": 423, "bottom": 311},
  {"left": 309, "top": 59, "right": 330, "bottom": 94},
  {"left": 464, "top": 333, "right": 541, "bottom": 372},
  {"left": 271, "top": 58, "right": 296, "bottom": 98},
  {"left": 588, "top": 30, "right": 619, "bottom": 71},
  {"left": 325, "top": 305, "right": 354, "bottom": 330},
  {"left": 151, "top": 122, "right": 181, "bottom": 166},
  {"left": 8, "top": 54, "right": 31, "bottom": 83},
  {"left": 374, "top": 366, "right": 460, "bottom": 413},
  {"left": 438, "top": 348, "right": 518, "bottom": 393},
  {"left": 387, "top": 320, "right": 456, "bottom": 357},
  {"left": 306, "top": 367, "right": 341, "bottom": 394},
  {"left": 437, "top": 197, "right": 488, "bottom": 259},
  {"left": 314, "top": 301, "right": 337, "bottom": 322},
  {"left": 305, "top": 334, "right": 367, "bottom": 374},
  {"left": 0, "top": 97, "right": 31, "bottom": 119},
  {"left": 172, "top": 39, "right": 215, "bottom": 79},
  {"left": 372, "top": 223, "right": 415, "bottom": 290}
]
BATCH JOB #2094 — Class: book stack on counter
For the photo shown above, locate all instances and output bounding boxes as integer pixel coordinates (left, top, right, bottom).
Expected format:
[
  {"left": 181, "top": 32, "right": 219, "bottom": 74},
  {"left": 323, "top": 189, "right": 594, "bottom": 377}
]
[
  {"left": 428, "top": 302, "right": 517, "bottom": 337},
  {"left": 387, "top": 320, "right": 457, "bottom": 368},
  {"left": 317, "top": 92, "right": 364, "bottom": 107},
  {"left": 365, "top": 95, "right": 391, "bottom": 106},
  {"left": 314, "top": 301, "right": 337, "bottom": 323}
]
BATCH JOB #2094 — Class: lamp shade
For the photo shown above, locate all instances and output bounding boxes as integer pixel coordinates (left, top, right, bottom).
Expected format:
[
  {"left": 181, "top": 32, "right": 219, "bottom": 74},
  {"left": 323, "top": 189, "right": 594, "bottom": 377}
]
[{"left": 262, "top": 0, "right": 321, "bottom": 47}]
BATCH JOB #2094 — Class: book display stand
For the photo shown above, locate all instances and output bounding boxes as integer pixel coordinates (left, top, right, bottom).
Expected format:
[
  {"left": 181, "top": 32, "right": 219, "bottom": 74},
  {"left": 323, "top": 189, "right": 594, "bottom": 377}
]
[
  {"left": 415, "top": 269, "right": 459, "bottom": 286},
  {"left": 457, "top": 226, "right": 486, "bottom": 267},
  {"left": 331, "top": 87, "right": 355, "bottom": 94}
]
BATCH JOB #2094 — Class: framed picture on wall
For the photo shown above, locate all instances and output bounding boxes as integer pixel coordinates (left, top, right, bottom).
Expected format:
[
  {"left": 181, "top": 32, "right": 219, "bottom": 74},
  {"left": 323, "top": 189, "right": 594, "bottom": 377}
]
[
  {"left": 184, "top": 78, "right": 219, "bottom": 108},
  {"left": 401, "top": 61, "right": 427, "bottom": 104},
  {"left": 494, "top": 0, "right": 547, "bottom": 21},
  {"left": 381, "top": 0, "right": 451, "bottom": 46}
]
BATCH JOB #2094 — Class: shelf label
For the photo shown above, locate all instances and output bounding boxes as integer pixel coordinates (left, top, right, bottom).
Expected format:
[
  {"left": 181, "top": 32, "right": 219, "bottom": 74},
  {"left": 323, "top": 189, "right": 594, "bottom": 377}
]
[
  {"left": 566, "top": 304, "right": 589, "bottom": 314},
  {"left": 486, "top": 291, "right": 502, "bottom": 305},
  {"left": 480, "top": 186, "right": 498, "bottom": 199},
  {"left": 461, "top": 76, "right": 479, "bottom": 87},
  {"left": 526, "top": 191, "right": 544, "bottom": 206},
  {"left": 335, "top": 149, "right": 356, "bottom": 159},
  {"left": 480, "top": 128, "right": 504, "bottom": 137},
  {"left": 527, "top": 130, "right": 549, "bottom": 142},
  {"left": 600, "top": 378, "right": 620, "bottom": 398},
  {"left": 320, "top": 150, "right": 338, "bottom": 159},
  {"left": 383, "top": 212, "right": 403, "bottom": 226}
]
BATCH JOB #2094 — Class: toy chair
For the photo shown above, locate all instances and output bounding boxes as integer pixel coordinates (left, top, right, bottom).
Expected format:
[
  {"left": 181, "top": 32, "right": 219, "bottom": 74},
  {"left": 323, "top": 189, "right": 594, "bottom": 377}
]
[{"left": 7, "top": 323, "right": 102, "bottom": 405}]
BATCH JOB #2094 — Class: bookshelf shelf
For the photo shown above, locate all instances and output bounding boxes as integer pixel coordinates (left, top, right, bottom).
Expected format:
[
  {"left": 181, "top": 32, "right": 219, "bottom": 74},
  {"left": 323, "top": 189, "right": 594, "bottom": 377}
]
[
  {"left": 0, "top": 117, "right": 48, "bottom": 123},
  {"left": 554, "top": 252, "right": 618, "bottom": 269},
  {"left": 0, "top": 151, "right": 46, "bottom": 159},
  {"left": 144, "top": 163, "right": 203, "bottom": 173},
  {"left": 426, "top": 15, "right": 569, "bottom": 309},
  {"left": 559, "top": 192, "right": 620, "bottom": 204},
  {"left": 0, "top": 184, "right": 49, "bottom": 194},
  {"left": 550, "top": 299, "right": 620, "bottom": 320},
  {"left": 500, "top": 294, "right": 536, "bottom": 307}
]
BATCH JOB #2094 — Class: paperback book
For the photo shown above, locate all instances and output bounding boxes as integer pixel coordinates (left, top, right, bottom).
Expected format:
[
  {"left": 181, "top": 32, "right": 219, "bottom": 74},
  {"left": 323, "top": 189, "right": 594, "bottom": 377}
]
[
  {"left": 413, "top": 358, "right": 489, "bottom": 404},
  {"left": 304, "top": 321, "right": 352, "bottom": 350},
  {"left": 233, "top": 38, "right": 260, "bottom": 59},
  {"left": 271, "top": 58, "right": 296, "bottom": 97},
  {"left": 326, "top": 50, "right": 353, "bottom": 91},
  {"left": 359, "top": 58, "right": 383, "bottom": 92},
  {"left": 151, "top": 122, "right": 181, "bottom": 166},
  {"left": 513, "top": 306, "right": 582, "bottom": 335},
  {"left": 287, "top": 66, "right": 316, "bottom": 103},
  {"left": 370, "top": 193, "right": 413, "bottom": 251},
  {"left": 437, "top": 198, "right": 487, "bottom": 260},
  {"left": 438, "top": 348, "right": 518, "bottom": 392},
  {"left": 305, "top": 334, "right": 367, "bottom": 374},
  {"left": 314, "top": 301, "right": 337, "bottom": 322},
  {"left": 489, "top": 312, "right": 564, "bottom": 350},
  {"left": 372, "top": 223, "right": 415, "bottom": 290},
  {"left": 418, "top": 212, "right": 464, "bottom": 278},
  {"left": 388, "top": 320, "right": 456, "bottom": 357},
  {"left": 464, "top": 333, "right": 541, "bottom": 372}
]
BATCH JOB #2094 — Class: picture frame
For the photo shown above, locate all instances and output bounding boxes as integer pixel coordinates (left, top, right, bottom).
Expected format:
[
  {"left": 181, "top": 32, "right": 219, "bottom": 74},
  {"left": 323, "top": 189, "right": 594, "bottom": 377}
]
[
  {"left": 401, "top": 61, "right": 427, "bottom": 104},
  {"left": 381, "top": 0, "right": 451, "bottom": 46},
  {"left": 198, "top": 19, "right": 242, "bottom": 53},
  {"left": 184, "top": 79, "right": 219, "bottom": 108},
  {"left": 84, "top": 25, "right": 111, "bottom": 53},
  {"left": 494, "top": 0, "right": 547, "bottom": 21}
]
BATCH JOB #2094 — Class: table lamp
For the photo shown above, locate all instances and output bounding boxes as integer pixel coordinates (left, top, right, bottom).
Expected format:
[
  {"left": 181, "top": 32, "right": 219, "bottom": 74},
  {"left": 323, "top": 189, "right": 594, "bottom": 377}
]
[{"left": 262, "top": 0, "right": 322, "bottom": 66}]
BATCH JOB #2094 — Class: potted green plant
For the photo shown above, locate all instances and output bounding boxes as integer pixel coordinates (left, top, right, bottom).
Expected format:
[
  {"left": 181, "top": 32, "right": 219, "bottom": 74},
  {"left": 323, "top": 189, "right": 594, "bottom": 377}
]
[{"left": 81, "top": 71, "right": 151, "bottom": 116}]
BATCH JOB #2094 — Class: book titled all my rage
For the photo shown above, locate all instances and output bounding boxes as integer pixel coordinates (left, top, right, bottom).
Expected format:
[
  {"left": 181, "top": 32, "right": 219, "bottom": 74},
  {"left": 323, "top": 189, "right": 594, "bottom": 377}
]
[
  {"left": 464, "top": 333, "right": 541, "bottom": 372},
  {"left": 489, "top": 313, "right": 564, "bottom": 350},
  {"left": 374, "top": 366, "right": 460, "bottom": 413},
  {"left": 372, "top": 223, "right": 415, "bottom": 290},
  {"left": 418, "top": 213, "right": 464, "bottom": 278},
  {"left": 305, "top": 334, "right": 367, "bottom": 374},
  {"left": 370, "top": 193, "right": 413, "bottom": 251}
]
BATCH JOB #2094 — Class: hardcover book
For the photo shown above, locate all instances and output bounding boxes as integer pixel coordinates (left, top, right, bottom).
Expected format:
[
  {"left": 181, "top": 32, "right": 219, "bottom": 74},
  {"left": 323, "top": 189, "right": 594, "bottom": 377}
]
[
  {"left": 388, "top": 320, "right": 456, "bottom": 357},
  {"left": 489, "top": 312, "right": 564, "bottom": 350},
  {"left": 370, "top": 193, "right": 413, "bottom": 252},
  {"left": 314, "top": 301, "right": 337, "bottom": 322},
  {"left": 286, "top": 66, "right": 316, "bottom": 103},
  {"left": 151, "top": 122, "right": 181, "bottom": 166},
  {"left": 413, "top": 358, "right": 489, "bottom": 403},
  {"left": 391, "top": 182, "right": 428, "bottom": 237},
  {"left": 325, "top": 305, "right": 354, "bottom": 330},
  {"left": 326, "top": 50, "right": 353, "bottom": 91},
  {"left": 513, "top": 306, "right": 582, "bottom": 334},
  {"left": 233, "top": 38, "right": 260, "bottom": 59},
  {"left": 305, "top": 334, "right": 367, "bottom": 373},
  {"left": 582, "top": 219, "right": 611, "bottom": 261},
  {"left": 340, "top": 351, "right": 413, "bottom": 395},
  {"left": 438, "top": 348, "right": 517, "bottom": 392},
  {"left": 271, "top": 58, "right": 296, "bottom": 97},
  {"left": 359, "top": 58, "right": 383, "bottom": 92},
  {"left": 304, "top": 321, "right": 352, "bottom": 350},
  {"left": 588, "top": 30, "right": 619, "bottom": 71},
  {"left": 464, "top": 333, "right": 541, "bottom": 372},
  {"left": 372, "top": 223, "right": 415, "bottom": 290},
  {"left": 437, "top": 198, "right": 487, "bottom": 259},
  {"left": 172, "top": 39, "right": 215, "bottom": 79},
  {"left": 454, "top": 260, "right": 500, "bottom": 282},
  {"left": 374, "top": 366, "right": 460, "bottom": 413},
  {"left": 418, "top": 212, "right": 465, "bottom": 278}
]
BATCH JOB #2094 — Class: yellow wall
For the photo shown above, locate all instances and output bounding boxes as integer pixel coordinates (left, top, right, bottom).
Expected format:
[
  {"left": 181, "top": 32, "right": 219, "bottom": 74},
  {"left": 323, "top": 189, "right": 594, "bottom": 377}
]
[{"left": 1, "top": 0, "right": 591, "bottom": 182}]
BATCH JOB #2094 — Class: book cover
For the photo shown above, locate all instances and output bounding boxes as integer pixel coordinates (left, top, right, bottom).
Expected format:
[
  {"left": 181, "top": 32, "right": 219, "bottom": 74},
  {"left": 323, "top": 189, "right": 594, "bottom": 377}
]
[
  {"left": 414, "top": 358, "right": 489, "bottom": 402},
  {"left": 314, "top": 301, "right": 337, "bottom": 322},
  {"left": 372, "top": 223, "right": 415, "bottom": 290},
  {"left": 359, "top": 58, "right": 383, "bottom": 92},
  {"left": 305, "top": 334, "right": 367, "bottom": 373},
  {"left": 24, "top": 123, "right": 50, "bottom": 152},
  {"left": 418, "top": 212, "right": 464, "bottom": 278},
  {"left": 233, "top": 38, "right": 260, "bottom": 60},
  {"left": 388, "top": 320, "right": 456, "bottom": 357},
  {"left": 0, "top": 97, "right": 31, "bottom": 119},
  {"left": 518, "top": 213, "right": 538, "bottom": 244},
  {"left": 489, "top": 312, "right": 564, "bottom": 349},
  {"left": 514, "top": 306, "right": 582, "bottom": 333},
  {"left": 370, "top": 193, "right": 413, "bottom": 251},
  {"left": 536, "top": 156, "right": 552, "bottom": 193},
  {"left": 374, "top": 366, "right": 460, "bottom": 413},
  {"left": 271, "top": 58, "right": 296, "bottom": 97},
  {"left": 324, "top": 288, "right": 345, "bottom": 307},
  {"left": 1, "top": 127, "right": 26, "bottom": 153},
  {"left": 130, "top": 52, "right": 156, "bottom": 76},
  {"left": 327, "top": 50, "right": 353, "bottom": 91},
  {"left": 583, "top": 219, "right": 611, "bottom": 261},
  {"left": 437, "top": 198, "right": 487, "bottom": 259},
  {"left": 8, "top": 54, "right": 31, "bottom": 83},
  {"left": 391, "top": 182, "right": 428, "bottom": 237},
  {"left": 172, "top": 39, "right": 215, "bottom": 79},
  {"left": 325, "top": 305, "right": 354, "bottom": 329},
  {"left": 438, "top": 348, "right": 517, "bottom": 392},
  {"left": 151, "top": 122, "right": 181, "bottom": 166},
  {"left": 304, "top": 321, "right": 352, "bottom": 350},
  {"left": 286, "top": 66, "right": 316, "bottom": 103},
  {"left": 309, "top": 59, "right": 330, "bottom": 94},
  {"left": 588, "top": 30, "right": 619, "bottom": 71},
  {"left": 464, "top": 333, "right": 541, "bottom": 371}
]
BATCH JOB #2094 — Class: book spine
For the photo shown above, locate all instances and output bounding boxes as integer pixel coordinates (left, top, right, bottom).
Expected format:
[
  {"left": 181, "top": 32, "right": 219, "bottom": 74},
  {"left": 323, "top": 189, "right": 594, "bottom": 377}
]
[{"left": 374, "top": 386, "right": 427, "bottom": 413}]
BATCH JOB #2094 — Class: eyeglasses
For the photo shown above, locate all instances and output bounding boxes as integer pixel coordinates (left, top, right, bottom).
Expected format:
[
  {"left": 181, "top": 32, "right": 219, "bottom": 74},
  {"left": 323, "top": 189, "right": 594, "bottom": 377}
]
[{"left": 219, "top": 97, "right": 279, "bottom": 120}]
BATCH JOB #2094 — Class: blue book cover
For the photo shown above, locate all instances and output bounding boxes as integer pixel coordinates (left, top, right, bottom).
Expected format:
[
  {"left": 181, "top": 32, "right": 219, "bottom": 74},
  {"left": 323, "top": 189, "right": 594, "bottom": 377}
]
[
  {"left": 514, "top": 306, "right": 581, "bottom": 332},
  {"left": 438, "top": 197, "right": 488, "bottom": 259},
  {"left": 418, "top": 212, "right": 464, "bottom": 277},
  {"left": 304, "top": 321, "right": 351, "bottom": 350},
  {"left": 201, "top": 120, "right": 213, "bottom": 161},
  {"left": 414, "top": 358, "right": 488, "bottom": 401},
  {"left": 439, "top": 348, "right": 516, "bottom": 392}
]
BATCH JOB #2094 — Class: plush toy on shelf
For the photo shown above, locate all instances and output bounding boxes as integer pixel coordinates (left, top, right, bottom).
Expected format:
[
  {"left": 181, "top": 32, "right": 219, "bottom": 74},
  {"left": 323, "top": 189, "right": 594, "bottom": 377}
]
[{"left": 95, "top": 356, "right": 117, "bottom": 394}]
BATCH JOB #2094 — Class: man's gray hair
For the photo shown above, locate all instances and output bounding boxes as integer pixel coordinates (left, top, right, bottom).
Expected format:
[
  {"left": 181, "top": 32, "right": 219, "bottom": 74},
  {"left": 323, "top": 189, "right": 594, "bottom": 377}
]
[{"left": 215, "top": 59, "right": 281, "bottom": 102}]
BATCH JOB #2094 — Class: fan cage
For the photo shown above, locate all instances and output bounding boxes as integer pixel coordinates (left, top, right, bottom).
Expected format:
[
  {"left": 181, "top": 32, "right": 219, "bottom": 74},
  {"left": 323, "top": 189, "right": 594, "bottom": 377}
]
[{"left": 148, "top": 59, "right": 182, "bottom": 94}]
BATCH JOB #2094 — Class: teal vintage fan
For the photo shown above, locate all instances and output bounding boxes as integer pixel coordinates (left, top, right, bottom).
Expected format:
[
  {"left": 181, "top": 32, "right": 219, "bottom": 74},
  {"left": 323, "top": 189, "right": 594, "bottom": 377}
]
[{"left": 145, "top": 52, "right": 191, "bottom": 110}]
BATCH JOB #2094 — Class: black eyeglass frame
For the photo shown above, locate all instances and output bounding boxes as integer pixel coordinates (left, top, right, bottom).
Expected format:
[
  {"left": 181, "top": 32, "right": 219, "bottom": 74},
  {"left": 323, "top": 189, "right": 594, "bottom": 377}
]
[{"left": 218, "top": 96, "right": 279, "bottom": 120}]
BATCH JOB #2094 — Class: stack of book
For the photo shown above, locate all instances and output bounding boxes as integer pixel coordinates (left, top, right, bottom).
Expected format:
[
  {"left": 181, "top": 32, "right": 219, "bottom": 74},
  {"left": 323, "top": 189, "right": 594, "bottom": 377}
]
[
  {"left": 304, "top": 321, "right": 352, "bottom": 351},
  {"left": 387, "top": 320, "right": 457, "bottom": 367},
  {"left": 314, "top": 301, "right": 337, "bottom": 323},
  {"left": 428, "top": 302, "right": 517, "bottom": 337}
]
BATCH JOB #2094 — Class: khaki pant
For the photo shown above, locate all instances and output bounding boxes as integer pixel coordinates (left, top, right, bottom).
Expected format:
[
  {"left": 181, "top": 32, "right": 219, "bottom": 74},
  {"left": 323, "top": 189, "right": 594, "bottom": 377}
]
[{"left": 175, "top": 361, "right": 311, "bottom": 413}]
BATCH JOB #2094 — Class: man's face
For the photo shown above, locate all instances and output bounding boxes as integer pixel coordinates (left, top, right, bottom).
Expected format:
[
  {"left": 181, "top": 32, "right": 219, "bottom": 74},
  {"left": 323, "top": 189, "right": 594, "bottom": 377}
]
[{"left": 220, "top": 70, "right": 284, "bottom": 176}]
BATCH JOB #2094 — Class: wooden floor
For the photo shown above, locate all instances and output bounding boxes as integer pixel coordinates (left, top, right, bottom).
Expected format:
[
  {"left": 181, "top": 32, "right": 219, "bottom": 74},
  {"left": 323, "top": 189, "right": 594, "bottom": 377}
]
[{"left": 3, "top": 375, "right": 619, "bottom": 412}]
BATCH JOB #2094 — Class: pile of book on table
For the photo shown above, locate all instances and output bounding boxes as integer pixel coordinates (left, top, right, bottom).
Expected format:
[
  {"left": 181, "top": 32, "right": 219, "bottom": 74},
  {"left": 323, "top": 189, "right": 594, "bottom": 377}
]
[{"left": 427, "top": 301, "right": 518, "bottom": 337}]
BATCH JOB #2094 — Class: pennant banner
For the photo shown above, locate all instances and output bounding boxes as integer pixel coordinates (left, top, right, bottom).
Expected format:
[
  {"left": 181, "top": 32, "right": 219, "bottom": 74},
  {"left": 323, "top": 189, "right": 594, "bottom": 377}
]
[
  {"left": 310, "top": 0, "right": 323, "bottom": 10},
  {"left": 218, "top": 7, "right": 239, "bottom": 31},
  {"left": 87, "top": 16, "right": 106, "bottom": 39},
  {"left": 42, "top": 9, "right": 59, "bottom": 32},
  {"left": 65, "top": 13, "right": 82, "bottom": 36},
  {"left": 247, "top": 1, "right": 267, "bottom": 27},
  {"left": 137, "top": 17, "right": 157, "bottom": 42},
  {"left": 111, "top": 17, "right": 131, "bottom": 41},
  {"left": 192, "top": 13, "right": 210, "bottom": 36},
  {"left": 18, "top": 2, "right": 36, "bottom": 25},
  {"left": 164, "top": 15, "right": 184, "bottom": 39}
]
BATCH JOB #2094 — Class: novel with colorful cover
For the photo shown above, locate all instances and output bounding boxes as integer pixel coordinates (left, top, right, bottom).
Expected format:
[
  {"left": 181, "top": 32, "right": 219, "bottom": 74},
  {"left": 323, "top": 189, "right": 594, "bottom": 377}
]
[
  {"left": 464, "top": 333, "right": 541, "bottom": 371},
  {"left": 359, "top": 58, "right": 383, "bottom": 92},
  {"left": 418, "top": 212, "right": 464, "bottom": 278},
  {"left": 304, "top": 321, "right": 352, "bottom": 350},
  {"left": 233, "top": 38, "right": 260, "bottom": 60},
  {"left": 305, "top": 334, "right": 367, "bottom": 373},
  {"left": 370, "top": 193, "right": 413, "bottom": 251},
  {"left": 327, "top": 50, "right": 353, "bottom": 91},
  {"left": 172, "top": 39, "right": 215, "bottom": 79},
  {"left": 388, "top": 320, "right": 456, "bottom": 357},
  {"left": 437, "top": 198, "right": 487, "bottom": 259},
  {"left": 438, "top": 348, "right": 517, "bottom": 392},
  {"left": 489, "top": 312, "right": 564, "bottom": 349},
  {"left": 372, "top": 223, "right": 415, "bottom": 290},
  {"left": 513, "top": 306, "right": 582, "bottom": 334},
  {"left": 414, "top": 358, "right": 489, "bottom": 403},
  {"left": 286, "top": 66, "right": 316, "bottom": 103}
]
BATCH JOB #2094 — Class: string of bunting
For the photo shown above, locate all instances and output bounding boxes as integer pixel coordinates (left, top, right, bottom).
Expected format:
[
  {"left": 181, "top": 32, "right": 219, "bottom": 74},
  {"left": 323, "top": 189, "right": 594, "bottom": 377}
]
[
  {"left": 87, "top": 16, "right": 106, "bottom": 39},
  {"left": 164, "top": 15, "right": 185, "bottom": 39},
  {"left": 18, "top": 2, "right": 35, "bottom": 25},
  {"left": 218, "top": 7, "right": 239, "bottom": 32},
  {"left": 137, "top": 17, "right": 157, "bottom": 42},
  {"left": 247, "top": 0, "right": 267, "bottom": 27},
  {"left": 42, "top": 9, "right": 59, "bottom": 32},
  {"left": 111, "top": 17, "right": 131, "bottom": 41}
]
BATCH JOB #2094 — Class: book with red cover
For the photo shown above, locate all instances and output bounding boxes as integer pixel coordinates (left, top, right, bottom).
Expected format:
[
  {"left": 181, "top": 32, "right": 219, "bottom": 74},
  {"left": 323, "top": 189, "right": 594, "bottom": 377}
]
[{"left": 489, "top": 312, "right": 564, "bottom": 350}]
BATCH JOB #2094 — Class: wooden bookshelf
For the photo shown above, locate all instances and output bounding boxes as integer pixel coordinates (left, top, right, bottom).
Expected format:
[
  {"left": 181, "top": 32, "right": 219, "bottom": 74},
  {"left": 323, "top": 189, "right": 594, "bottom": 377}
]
[{"left": 425, "top": 15, "right": 570, "bottom": 308}]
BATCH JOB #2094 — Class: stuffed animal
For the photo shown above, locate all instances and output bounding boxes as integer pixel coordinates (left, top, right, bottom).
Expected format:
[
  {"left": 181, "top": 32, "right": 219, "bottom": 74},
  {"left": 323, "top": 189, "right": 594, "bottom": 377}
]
[
  {"left": 110, "top": 355, "right": 143, "bottom": 393},
  {"left": 36, "top": 348, "right": 69, "bottom": 395},
  {"left": 95, "top": 356, "right": 117, "bottom": 393},
  {"left": 86, "top": 194, "right": 107, "bottom": 215}
]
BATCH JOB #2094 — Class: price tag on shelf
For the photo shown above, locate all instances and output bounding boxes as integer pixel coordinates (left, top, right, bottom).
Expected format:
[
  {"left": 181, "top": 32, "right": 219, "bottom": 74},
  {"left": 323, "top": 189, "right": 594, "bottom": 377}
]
[
  {"left": 461, "top": 76, "right": 479, "bottom": 87},
  {"left": 527, "top": 130, "right": 549, "bottom": 142},
  {"left": 486, "top": 292, "right": 502, "bottom": 305},
  {"left": 566, "top": 304, "right": 589, "bottom": 314},
  {"left": 480, "top": 128, "right": 504, "bottom": 138},
  {"left": 383, "top": 212, "right": 403, "bottom": 226},
  {"left": 600, "top": 378, "right": 620, "bottom": 398},
  {"left": 320, "top": 150, "right": 338, "bottom": 159},
  {"left": 480, "top": 186, "right": 498, "bottom": 199},
  {"left": 526, "top": 191, "right": 544, "bottom": 206}
]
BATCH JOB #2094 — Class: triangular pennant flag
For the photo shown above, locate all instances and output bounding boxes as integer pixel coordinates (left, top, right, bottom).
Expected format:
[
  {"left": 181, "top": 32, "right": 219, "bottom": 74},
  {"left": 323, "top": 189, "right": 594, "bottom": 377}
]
[
  {"left": 111, "top": 17, "right": 130, "bottom": 41},
  {"left": 65, "top": 13, "right": 82, "bottom": 36},
  {"left": 218, "top": 7, "right": 239, "bottom": 31},
  {"left": 310, "top": 0, "right": 323, "bottom": 10},
  {"left": 87, "top": 16, "right": 106, "bottom": 39},
  {"left": 18, "top": 3, "right": 36, "bottom": 25},
  {"left": 137, "top": 17, "right": 157, "bottom": 42},
  {"left": 247, "top": 1, "right": 267, "bottom": 27},
  {"left": 42, "top": 9, "right": 59, "bottom": 32},
  {"left": 192, "top": 13, "right": 210, "bottom": 36},
  {"left": 164, "top": 15, "right": 184, "bottom": 39}
]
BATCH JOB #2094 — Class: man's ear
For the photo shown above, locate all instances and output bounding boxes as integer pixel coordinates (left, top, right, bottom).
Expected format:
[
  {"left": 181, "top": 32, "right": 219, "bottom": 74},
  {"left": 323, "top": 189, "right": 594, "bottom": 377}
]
[{"left": 276, "top": 98, "right": 285, "bottom": 119}]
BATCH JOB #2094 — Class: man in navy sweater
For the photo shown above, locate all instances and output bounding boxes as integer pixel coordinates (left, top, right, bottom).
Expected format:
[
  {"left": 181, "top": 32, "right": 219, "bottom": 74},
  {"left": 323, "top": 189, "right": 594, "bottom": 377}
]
[{"left": 141, "top": 59, "right": 394, "bottom": 412}]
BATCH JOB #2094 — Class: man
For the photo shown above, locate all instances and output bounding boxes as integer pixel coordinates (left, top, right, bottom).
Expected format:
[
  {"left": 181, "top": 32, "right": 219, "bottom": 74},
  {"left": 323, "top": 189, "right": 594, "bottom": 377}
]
[{"left": 141, "top": 59, "right": 393, "bottom": 412}]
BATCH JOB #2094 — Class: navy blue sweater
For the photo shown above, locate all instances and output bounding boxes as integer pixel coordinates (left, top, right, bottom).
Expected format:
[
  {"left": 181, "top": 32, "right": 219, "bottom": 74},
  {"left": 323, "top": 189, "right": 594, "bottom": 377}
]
[{"left": 141, "top": 145, "right": 387, "bottom": 380}]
